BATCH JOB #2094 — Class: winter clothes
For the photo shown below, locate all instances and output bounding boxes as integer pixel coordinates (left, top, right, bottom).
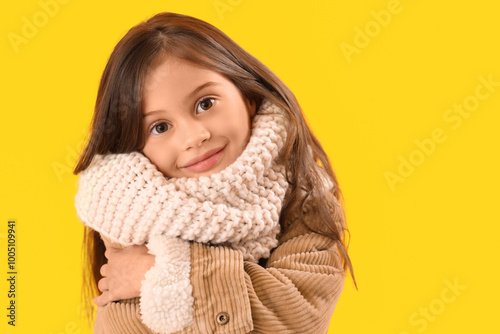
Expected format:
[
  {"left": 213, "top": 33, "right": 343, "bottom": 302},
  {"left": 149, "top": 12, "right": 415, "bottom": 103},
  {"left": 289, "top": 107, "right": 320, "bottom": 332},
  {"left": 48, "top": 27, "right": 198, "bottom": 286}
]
[
  {"left": 75, "top": 100, "right": 345, "bottom": 333},
  {"left": 95, "top": 217, "right": 345, "bottom": 334}
]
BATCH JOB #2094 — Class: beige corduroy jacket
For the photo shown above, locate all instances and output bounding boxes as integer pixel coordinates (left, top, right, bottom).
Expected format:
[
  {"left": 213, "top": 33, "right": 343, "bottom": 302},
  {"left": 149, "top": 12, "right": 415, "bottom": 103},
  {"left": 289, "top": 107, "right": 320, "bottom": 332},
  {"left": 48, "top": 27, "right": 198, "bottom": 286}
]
[{"left": 94, "top": 218, "right": 345, "bottom": 334}]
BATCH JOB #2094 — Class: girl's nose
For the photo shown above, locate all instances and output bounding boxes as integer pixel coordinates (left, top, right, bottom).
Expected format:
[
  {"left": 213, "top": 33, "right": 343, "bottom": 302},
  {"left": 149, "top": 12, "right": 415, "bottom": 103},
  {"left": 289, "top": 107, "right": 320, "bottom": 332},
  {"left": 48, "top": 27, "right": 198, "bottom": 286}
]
[{"left": 181, "top": 120, "right": 211, "bottom": 150}]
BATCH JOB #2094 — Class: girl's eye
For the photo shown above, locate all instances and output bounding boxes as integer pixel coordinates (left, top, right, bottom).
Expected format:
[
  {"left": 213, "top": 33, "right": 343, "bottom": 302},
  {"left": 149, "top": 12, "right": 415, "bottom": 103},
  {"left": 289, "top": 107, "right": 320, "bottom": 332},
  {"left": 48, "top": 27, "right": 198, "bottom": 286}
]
[
  {"left": 151, "top": 122, "right": 171, "bottom": 134},
  {"left": 197, "top": 98, "right": 215, "bottom": 113}
]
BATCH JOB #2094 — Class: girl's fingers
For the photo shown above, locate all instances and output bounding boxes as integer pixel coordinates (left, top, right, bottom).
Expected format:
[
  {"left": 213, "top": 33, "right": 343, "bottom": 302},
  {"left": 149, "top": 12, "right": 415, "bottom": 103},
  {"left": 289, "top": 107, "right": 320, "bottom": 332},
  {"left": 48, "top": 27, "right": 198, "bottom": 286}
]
[
  {"left": 100, "top": 263, "right": 108, "bottom": 276},
  {"left": 97, "top": 277, "right": 108, "bottom": 292},
  {"left": 104, "top": 248, "right": 117, "bottom": 259},
  {"left": 94, "top": 291, "right": 111, "bottom": 307}
]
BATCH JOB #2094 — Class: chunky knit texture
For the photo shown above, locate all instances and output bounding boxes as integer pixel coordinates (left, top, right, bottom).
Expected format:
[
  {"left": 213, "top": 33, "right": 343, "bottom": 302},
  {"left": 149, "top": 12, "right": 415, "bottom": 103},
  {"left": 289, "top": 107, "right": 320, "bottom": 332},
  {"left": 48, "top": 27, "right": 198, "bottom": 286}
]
[
  {"left": 74, "top": 100, "right": 289, "bottom": 263},
  {"left": 75, "top": 100, "right": 290, "bottom": 333}
]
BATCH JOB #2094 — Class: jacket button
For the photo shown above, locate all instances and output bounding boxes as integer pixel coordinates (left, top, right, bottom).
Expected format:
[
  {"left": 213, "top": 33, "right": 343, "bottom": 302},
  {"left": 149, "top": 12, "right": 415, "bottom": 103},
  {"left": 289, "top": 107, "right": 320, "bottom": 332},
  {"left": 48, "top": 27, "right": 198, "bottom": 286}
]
[{"left": 216, "top": 312, "right": 230, "bottom": 325}]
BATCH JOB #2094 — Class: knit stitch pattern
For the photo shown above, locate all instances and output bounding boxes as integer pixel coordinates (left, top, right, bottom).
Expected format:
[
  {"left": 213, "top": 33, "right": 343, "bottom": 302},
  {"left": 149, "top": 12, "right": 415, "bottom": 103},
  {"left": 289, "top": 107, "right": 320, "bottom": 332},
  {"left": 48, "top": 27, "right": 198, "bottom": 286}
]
[{"left": 74, "top": 100, "right": 289, "bottom": 263}]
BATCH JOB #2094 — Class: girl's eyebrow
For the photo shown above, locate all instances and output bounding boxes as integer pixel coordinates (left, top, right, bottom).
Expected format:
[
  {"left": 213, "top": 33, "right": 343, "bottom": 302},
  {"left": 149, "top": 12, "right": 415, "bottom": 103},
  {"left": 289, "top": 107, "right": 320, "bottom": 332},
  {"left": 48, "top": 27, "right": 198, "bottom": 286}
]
[
  {"left": 184, "top": 81, "right": 220, "bottom": 104},
  {"left": 143, "top": 81, "right": 221, "bottom": 118}
]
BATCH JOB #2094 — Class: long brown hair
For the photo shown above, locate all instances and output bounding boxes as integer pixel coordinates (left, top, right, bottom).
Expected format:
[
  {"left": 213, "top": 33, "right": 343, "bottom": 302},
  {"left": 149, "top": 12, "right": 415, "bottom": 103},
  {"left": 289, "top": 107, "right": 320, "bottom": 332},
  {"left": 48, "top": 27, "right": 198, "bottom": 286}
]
[{"left": 74, "top": 12, "right": 355, "bottom": 321}]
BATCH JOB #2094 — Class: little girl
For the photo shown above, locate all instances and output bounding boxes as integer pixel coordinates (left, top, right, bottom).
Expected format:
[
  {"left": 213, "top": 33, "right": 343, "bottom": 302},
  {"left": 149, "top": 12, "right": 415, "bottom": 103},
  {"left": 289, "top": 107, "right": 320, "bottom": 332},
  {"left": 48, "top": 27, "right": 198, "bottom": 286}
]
[{"left": 73, "top": 12, "right": 354, "bottom": 334}]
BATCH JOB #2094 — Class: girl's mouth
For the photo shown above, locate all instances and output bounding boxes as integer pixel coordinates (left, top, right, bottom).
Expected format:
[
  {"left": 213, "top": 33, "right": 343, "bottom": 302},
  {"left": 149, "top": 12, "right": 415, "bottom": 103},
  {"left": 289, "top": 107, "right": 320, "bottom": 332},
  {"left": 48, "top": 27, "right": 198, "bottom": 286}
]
[{"left": 181, "top": 146, "right": 225, "bottom": 173}]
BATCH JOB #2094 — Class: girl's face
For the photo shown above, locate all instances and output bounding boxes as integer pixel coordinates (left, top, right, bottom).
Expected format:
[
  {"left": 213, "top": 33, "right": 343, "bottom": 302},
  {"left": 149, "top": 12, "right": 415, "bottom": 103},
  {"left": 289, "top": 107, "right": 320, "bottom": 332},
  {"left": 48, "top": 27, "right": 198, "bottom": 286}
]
[{"left": 141, "top": 57, "right": 255, "bottom": 178}]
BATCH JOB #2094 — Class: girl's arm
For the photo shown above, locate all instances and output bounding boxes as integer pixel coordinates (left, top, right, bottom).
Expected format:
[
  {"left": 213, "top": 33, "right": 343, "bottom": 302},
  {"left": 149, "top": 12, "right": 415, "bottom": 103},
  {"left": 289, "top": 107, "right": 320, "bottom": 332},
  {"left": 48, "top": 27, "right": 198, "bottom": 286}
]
[
  {"left": 95, "top": 218, "right": 345, "bottom": 334},
  {"left": 185, "top": 222, "right": 345, "bottom": 334}
]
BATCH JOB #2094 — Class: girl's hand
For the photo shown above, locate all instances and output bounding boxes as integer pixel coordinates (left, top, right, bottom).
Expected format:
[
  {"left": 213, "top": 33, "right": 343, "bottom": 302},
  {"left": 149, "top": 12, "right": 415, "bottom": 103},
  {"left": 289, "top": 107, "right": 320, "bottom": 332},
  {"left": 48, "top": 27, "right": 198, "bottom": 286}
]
[{"left": 94, "top": 244, "right": 155, "bottom": 307}]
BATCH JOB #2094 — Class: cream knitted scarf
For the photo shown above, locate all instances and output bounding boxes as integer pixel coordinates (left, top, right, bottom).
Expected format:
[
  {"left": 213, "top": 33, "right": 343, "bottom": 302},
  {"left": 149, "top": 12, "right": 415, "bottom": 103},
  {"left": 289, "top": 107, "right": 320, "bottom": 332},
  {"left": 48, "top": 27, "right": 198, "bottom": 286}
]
[{"left": 74, "top": 100, "right": 289, "bottom": 263}]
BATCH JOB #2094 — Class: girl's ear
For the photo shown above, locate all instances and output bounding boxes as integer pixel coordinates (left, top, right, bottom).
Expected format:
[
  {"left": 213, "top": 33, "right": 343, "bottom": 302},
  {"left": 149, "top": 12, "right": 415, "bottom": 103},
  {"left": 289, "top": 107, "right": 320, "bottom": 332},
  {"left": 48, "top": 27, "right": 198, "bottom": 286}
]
[{"left": 246, "top": 98, "right": 257, "bottom": 118}]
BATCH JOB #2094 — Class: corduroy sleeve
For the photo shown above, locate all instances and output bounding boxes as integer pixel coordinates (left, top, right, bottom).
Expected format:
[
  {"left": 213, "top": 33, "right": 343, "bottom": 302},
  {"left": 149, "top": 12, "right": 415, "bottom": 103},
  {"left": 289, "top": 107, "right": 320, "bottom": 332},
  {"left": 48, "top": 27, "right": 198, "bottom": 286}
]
[
  {"left": 94, "top": 220, "right": 345, "bottom": 334},
  {"left": 185, "top": 222, "right": 345, "bottom": 334}
]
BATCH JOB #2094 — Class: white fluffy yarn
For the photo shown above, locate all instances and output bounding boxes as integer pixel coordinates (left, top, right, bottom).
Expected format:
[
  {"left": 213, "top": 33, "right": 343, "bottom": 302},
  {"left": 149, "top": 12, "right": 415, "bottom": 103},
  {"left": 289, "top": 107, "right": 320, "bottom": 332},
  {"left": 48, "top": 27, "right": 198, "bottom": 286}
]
[{"left": 74, "top": 100, "right": 289, "bottom": 263}]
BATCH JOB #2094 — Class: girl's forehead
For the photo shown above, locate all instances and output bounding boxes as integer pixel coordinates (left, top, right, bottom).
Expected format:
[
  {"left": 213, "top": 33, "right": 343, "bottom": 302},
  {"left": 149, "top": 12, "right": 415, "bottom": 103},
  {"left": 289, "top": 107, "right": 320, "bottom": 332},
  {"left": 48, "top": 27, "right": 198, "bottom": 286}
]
[
  {"left": 141, "top": 58, "right": 238, "bottom": 112},
  {"left": 144, "top": 57, "right": 220, "bottom": 91}
]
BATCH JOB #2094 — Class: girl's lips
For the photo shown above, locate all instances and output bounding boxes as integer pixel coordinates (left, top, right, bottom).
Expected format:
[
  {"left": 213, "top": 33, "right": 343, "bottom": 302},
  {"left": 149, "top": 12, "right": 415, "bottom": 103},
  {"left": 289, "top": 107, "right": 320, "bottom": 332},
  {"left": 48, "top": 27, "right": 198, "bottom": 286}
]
[{"left": 181, "top": 147, "right": 225, "bottom": 173}]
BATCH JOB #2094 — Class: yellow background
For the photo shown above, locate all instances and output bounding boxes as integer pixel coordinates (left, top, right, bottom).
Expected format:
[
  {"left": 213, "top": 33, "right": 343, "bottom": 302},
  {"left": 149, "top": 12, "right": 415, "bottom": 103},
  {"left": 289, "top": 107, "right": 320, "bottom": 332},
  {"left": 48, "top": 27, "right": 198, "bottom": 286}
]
[{"left": 1, "top": 0, "right": 499, "bottom": 333}]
